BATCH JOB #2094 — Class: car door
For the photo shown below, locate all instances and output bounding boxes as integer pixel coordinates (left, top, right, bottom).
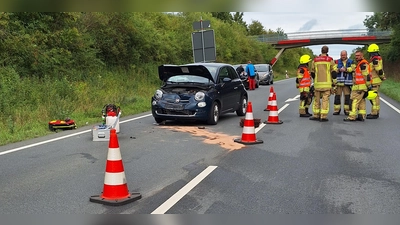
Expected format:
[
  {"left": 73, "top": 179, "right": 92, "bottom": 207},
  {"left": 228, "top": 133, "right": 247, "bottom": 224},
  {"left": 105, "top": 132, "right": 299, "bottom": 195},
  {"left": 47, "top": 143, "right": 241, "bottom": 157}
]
[
  {"left": 226, "top": 66, "right": 243, "bottom": 106},
  {"left": 216, "top": 66, "right": 237, "bottom": 112}
]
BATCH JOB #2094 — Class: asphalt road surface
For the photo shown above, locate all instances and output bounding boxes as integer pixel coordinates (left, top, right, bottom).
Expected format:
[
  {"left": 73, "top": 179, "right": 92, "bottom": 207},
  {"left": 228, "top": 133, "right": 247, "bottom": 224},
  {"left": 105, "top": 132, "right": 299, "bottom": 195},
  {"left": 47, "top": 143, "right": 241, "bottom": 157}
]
[{"left": 1, "top": 78, "right": 400, "bottom": 214}]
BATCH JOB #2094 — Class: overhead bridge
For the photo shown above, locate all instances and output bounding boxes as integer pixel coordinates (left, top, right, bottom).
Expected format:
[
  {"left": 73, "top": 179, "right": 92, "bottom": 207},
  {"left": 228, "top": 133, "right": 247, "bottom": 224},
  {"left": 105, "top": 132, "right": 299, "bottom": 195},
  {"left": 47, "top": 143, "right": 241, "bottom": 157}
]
[{"left": 251, "top": 29, "right": 392, "bottom": 66}]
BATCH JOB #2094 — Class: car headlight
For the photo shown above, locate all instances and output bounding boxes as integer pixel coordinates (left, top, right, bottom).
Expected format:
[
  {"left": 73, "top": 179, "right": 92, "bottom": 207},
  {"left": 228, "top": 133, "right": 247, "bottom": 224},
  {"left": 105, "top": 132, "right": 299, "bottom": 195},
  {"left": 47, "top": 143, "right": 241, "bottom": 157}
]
[
  {"left": 194, "top": 92, "right": 205, "bottom": 101},
  {"left": 155, "top": 90, "right": 163, "bottom": 100}
]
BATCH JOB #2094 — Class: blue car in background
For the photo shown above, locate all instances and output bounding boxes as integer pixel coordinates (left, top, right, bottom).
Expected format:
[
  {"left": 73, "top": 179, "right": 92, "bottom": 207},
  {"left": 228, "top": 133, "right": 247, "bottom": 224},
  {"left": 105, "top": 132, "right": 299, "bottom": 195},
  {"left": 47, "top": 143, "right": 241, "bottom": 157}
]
[{"left": 152, "top": 63, "right": 248, "bottom": 125}]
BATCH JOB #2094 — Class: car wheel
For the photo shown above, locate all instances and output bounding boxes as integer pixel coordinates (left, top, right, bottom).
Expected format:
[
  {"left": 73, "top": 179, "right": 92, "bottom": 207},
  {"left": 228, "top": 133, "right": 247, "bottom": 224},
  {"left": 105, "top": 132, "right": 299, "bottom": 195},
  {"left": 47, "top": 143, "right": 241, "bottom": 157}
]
[
  {"left": 236, "top": 95, "right": 248, "bottom": 116},
  {"left": 256, "top": 79, "right": 259, "bottom": 88},
  {"left": 270, "top": 79, "right": 273, "bottom": 84},
  {"left": 154, "top": 117, "right": 165, "bottom": 124},
  {"left": 207, "top": 102, "right": 220, "bottom": 125}
]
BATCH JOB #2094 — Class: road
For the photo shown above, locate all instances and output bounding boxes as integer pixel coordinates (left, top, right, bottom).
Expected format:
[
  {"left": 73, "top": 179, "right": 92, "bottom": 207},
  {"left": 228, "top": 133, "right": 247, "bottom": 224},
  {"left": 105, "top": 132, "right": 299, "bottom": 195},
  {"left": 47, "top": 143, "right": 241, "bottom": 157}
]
[{"left": 1, "top": 78, "right": 400, "bottom": 214}]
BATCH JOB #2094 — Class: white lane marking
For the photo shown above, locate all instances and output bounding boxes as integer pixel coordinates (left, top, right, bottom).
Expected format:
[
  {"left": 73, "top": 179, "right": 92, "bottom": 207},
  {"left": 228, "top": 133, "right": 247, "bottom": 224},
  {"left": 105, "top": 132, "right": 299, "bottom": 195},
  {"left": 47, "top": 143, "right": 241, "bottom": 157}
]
[
  {"left": 255, "top": 103, "right": 289, "bottom": 134},
  {"left": 0, "top": 114, "right": 152, "bottom": 156},
  {"left": 119, "top": 114, "right": 152, "bottom": 124},
  {"left": 380, "top": 97, "right": 400, "bottom": 114},
  {"left": 285, "top": 95, "right": 300, "bottom": 102},
  {"left": 151, "top": 166, "right": 218, "bottom": 214}
]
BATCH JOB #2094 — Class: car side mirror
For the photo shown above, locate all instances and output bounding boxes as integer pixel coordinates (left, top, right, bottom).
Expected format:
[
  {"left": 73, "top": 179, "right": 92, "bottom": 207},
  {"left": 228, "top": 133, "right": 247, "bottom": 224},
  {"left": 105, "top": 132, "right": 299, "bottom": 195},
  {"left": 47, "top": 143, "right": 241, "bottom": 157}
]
[{"left": 222, "top": 77, "right": 232, "bottom": 82}]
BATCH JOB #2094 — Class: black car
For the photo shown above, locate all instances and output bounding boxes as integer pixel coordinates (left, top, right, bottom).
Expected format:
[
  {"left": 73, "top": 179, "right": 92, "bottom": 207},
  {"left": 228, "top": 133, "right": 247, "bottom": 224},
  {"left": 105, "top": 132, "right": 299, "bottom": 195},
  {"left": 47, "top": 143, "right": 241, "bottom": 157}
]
[
  {"left": 232, "top": 64, "right": 260, "bottom": 89},
  {"left": 151, "top": 63, "right": 248, "bottom": 125},
  {"left": 254, "top": 64, "right": 274, "bottom": 85}
]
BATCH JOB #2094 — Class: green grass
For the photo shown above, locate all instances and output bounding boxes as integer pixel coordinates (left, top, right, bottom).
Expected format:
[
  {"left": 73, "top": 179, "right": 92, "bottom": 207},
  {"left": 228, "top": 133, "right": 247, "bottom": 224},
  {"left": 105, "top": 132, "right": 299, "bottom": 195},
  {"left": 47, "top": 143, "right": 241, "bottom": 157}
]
[
  {"left": 0, "top": 66, "right": 160, "bottom": 146},
  {"left": 380, "top": 78, "right": 400, "bottom": 102}
]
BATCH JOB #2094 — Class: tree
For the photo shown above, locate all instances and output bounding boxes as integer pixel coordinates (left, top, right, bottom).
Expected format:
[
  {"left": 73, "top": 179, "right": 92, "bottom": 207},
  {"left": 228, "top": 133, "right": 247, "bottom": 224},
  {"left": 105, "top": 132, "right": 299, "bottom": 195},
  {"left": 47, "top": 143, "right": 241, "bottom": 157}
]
[
  {"left": 248, "top": 20, "right": 266, "bottom": 35},
  {"left": 232, "top": 12, "right": 247, "bottom": 29},
  {"left": 364, "top": 12, "right": 384, "bottom": 31},
  {"left": 364, "top": 12, "right": 400, "bottom": 61},
  {"left": 211, "top": 12, "right": 233, "bottom": 23}
]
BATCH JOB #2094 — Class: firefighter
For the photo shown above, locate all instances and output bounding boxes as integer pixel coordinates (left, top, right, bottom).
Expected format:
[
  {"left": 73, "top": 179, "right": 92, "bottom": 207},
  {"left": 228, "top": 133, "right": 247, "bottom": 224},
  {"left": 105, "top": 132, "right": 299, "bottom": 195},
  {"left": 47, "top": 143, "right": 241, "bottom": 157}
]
[
  {"left": 309, "top": 46, "right": 337, "bottom": 122},
  {"left": 296, "top": 54, "right": 313, "bottom": 117},
  {"left": 366, "top": 43, "right": 386, "bottom": 119},
  {"left": 333, "top": 50, "right": 354, "bottom": 115},
  {"left": 344, "top": 50, "right": 370, "bottom": 122}
]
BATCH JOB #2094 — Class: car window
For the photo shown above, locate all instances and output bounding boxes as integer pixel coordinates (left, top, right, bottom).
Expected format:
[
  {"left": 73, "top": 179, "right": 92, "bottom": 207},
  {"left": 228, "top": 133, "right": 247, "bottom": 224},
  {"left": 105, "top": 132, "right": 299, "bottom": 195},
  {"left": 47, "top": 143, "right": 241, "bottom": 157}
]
[
  {"left": 255, "top": 65, "right": 268, "bottom": 72},
  {"left": 167, "top": 75, "right": 209, "bottom": 83},
  {"left": 227, "top": 66, "right": 239, "bottom": 80},
  {"left": 217, "top": 67, "right": 230, "bottom": 83},
  {"left": 203, "top": 65, "right": 218, "bottom": 77}
]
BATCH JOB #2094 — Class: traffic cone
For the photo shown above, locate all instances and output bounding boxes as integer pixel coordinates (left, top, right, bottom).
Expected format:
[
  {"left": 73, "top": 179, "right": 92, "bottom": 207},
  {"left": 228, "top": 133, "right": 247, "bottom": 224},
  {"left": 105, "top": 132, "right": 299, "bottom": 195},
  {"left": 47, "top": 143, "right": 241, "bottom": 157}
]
[
  {"left": 90, "top": 128, "right": 141, "bottom": 206},
  {"left": 265, "top": 92, "right": 283, "bottom": 124},
  {"left": 234, "top": 102, "right": 263, "bottom": 145},
  {"left": 264, "top": 86, "right": 275, "bottom": 111}
]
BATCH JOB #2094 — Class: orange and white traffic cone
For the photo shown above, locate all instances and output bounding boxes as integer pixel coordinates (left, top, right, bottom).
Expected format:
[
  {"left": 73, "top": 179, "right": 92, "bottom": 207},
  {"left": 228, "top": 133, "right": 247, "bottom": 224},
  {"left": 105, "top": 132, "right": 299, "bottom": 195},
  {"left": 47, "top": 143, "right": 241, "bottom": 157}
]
[
  {"left": 90, "top": 128, "right": 141, "bottom": 206},
  {"left": 264, "top": 86, "right": 275, "bottom": 111},
  {"left": 234, "top": 102, "right": 263, "bottom": 145},
  {"left": 265, "top": 92, "right": 283, "bottom": 124}
]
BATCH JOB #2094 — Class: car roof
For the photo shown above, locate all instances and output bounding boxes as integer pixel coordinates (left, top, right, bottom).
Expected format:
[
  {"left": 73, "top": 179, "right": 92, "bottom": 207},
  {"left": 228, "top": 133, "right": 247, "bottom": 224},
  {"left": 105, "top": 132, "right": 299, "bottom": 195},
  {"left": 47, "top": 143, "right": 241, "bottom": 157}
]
[
  {"left": 233, "top": 64, "right": 248, "bottom": 67},
  {"left": 254, "top": 63, "right": 271, "bottom": 66}
]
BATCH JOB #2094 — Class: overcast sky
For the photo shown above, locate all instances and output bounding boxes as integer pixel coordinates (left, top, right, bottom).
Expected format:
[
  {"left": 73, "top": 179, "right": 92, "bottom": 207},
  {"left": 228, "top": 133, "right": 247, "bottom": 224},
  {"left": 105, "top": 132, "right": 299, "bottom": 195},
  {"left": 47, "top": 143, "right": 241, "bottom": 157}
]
[{"left": 241, "top": 12, "right": 374, "bottom": 58}]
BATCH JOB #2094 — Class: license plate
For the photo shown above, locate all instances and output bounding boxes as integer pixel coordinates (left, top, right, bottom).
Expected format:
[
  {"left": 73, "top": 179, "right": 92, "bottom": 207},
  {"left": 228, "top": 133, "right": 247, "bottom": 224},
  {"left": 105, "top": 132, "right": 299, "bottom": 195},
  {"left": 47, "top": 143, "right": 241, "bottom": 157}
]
[{"left": 164, "top": 103, "right": 184, "bottom": 110}]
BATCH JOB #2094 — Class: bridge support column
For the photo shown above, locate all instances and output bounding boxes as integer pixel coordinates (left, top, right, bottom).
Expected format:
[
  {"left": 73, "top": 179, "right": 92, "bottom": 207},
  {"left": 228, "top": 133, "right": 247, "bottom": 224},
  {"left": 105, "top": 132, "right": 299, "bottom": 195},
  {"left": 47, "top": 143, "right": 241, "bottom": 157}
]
[{"left": 270, "top": 48, "right": 286, "bottom": 67}]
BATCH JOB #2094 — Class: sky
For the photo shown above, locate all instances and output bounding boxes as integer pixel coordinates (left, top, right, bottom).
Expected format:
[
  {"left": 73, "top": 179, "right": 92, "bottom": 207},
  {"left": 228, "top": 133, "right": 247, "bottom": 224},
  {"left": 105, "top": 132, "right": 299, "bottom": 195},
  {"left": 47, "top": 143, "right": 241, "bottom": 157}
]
[{"left": 241, "top": 12, "right": 375, "bottom": 59}]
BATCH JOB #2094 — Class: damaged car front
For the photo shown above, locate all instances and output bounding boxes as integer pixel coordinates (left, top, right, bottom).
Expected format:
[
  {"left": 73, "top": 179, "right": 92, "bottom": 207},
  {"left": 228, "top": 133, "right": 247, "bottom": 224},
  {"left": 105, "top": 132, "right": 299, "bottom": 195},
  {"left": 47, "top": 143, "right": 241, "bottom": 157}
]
[{"left": 151, "top": 63, "right": 248, "bottom": 125}]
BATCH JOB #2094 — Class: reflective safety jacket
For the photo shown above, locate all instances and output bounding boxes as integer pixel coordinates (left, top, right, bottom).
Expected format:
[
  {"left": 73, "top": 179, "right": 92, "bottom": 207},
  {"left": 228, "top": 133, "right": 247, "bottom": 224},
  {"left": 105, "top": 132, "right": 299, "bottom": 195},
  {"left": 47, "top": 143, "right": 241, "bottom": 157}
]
[
  {"left": 311, "top": 54, "right": 337, "bottom": 90},
  {"left": 297, "top": 65, "right": 311, "bottom": 92},
  {"left": 369, "top": 55, "right": 385, "bottom": 86},
  {"left": 352, "top": 59, "right": 369, "bottom": 91},
  {"left": 336, "top": 58, "right": 353, "bottom": 86}
]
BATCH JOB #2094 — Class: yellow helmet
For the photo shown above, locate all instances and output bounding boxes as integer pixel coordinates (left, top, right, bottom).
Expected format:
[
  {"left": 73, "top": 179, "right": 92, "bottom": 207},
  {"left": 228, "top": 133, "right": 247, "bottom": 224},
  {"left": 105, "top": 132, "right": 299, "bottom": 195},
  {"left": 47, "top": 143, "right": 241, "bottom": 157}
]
[
  {"left": 366, "top": 90, "right": 378, "bottom": 100},
  {"left": 299, "top": 54, "right": 312, "bottom": 64},
  {"left": 367, "top": 43, "right": 379, "bottom": 53}
]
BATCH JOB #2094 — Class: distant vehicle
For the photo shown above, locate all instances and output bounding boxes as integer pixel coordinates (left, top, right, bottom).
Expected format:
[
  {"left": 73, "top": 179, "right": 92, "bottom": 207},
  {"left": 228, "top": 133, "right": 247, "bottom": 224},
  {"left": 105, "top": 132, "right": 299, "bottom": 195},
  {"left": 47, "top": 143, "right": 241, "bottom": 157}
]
[
  {"left": 232, "top": 64, "right": 260, "bottom": 89},
  {"left": 254, "top": 64, "right": 274, "bottom": 85},
  {"left": 151, "top": 63, "right": 248, "bottom": 125}
]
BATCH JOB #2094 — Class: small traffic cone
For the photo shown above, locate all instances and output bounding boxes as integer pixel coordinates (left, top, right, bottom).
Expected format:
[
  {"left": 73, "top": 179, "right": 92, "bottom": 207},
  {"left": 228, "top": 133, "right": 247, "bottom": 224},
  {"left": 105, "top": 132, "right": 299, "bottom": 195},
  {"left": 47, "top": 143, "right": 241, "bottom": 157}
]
[
  {"left": 265, "top": 92, "right": 283, "bottom": 124},
  {"left": 90, "top": 128, "right": 141, "bottom": 206},
  {"left": 264, "top": 86, "right": 275, "bottom": 111},
  {"left": 234, "top": 102, "right": 263, "bottom": 145}
]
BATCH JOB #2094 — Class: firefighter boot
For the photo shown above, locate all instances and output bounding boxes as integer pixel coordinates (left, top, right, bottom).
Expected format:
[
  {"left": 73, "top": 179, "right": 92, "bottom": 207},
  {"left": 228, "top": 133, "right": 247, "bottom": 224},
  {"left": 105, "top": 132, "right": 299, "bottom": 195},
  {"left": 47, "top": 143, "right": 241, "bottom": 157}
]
[
  {"left": 305, "top": 108, "right": 312, "bottom": 117},
  {"left": 366, "top": 113, "right": 379, "bottom": 119},
  {"left": 300, "top": 108, "right": 312, "bottom": 117},
  {"left": 333, "top": 109, "right": 340, "bottom": 115},
  {"left": 356, "top": 114, "right": 365, "bottom": 121}
]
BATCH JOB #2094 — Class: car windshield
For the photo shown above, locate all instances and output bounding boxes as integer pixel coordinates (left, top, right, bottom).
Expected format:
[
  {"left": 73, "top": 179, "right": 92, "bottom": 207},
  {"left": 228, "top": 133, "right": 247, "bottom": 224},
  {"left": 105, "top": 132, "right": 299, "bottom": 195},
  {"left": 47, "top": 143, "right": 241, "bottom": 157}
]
[
  {"left": 255, "top": 65, "right": 268, "bottom": 72},
  {"left": 167, "top": 75, "right": 210, "bottom": 84},
  {"left": 202, "top": 65, "right": 218, "bottom": 77}
]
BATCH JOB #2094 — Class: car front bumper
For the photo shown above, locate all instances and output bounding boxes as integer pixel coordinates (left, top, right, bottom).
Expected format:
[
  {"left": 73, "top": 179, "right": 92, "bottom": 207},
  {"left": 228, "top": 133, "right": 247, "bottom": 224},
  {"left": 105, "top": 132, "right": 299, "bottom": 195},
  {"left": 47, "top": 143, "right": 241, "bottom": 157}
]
[{"left": 151, "top": 98, "right": 210, "bottom": 121}]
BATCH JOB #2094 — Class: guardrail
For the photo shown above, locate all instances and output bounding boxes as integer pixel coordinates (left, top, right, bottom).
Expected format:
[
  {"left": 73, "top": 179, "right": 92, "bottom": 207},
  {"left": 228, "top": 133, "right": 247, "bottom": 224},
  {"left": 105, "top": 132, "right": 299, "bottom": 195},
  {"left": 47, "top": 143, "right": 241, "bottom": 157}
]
[{"left": 251, "top": 29, "right": 393, "bottom": 43}]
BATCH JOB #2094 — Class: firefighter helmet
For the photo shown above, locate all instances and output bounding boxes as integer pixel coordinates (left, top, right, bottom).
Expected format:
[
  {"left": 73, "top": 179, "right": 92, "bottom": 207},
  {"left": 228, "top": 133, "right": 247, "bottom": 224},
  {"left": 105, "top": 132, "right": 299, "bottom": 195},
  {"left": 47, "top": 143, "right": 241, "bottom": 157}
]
[
  {"left": 367, "top": 43, "right": 379, "bottom": 53},
  {"left": 366, "top": 90, "right": 378, "bottom": 100},
  {"left": 299, "top": 54, "right": 312, "bottom": 64}
]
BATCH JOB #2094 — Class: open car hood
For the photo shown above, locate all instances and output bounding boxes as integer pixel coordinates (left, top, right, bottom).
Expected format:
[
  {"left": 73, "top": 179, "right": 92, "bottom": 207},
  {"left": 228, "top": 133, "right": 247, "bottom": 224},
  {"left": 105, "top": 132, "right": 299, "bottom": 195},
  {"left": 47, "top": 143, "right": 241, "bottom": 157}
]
[{"left": 158, "top": 65, "right": 215, "bottom": 83}]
